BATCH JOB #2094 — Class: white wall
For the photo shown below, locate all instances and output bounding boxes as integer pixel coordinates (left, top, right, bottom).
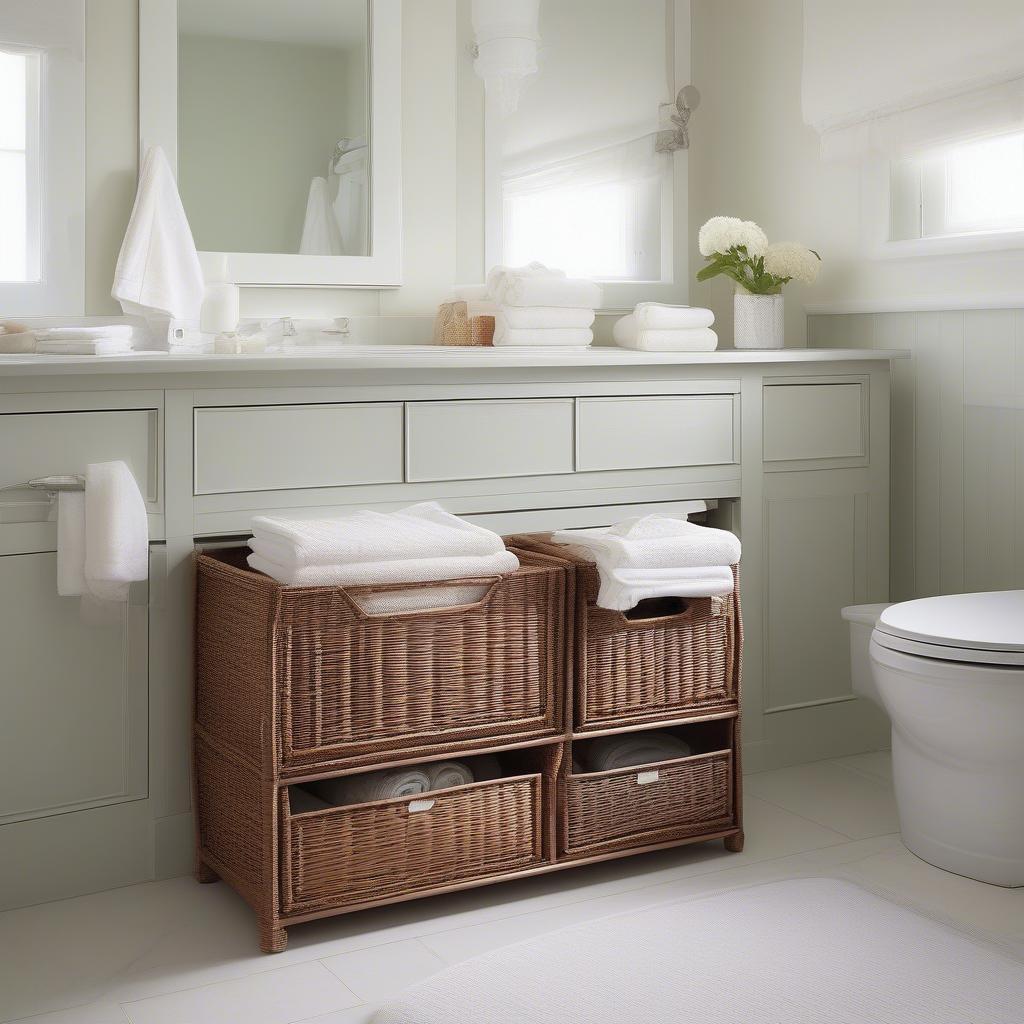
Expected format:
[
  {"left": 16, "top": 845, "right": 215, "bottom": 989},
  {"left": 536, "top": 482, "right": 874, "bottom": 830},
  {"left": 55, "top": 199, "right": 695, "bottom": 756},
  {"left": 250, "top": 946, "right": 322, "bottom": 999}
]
[
  {"left": 689, "top": 0, "right": 1024, "bottom": 347},
  {"left": 83, "top": 0, "right": 479, "bottom": 325}
]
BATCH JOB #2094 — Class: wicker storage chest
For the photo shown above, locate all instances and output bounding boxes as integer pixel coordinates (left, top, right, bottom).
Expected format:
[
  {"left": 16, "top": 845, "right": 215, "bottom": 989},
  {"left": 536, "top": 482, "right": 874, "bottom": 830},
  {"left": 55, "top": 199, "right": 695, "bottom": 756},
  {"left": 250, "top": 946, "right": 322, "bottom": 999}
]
[{"left": 506, "top": 535, "right": 741, "bottom": 731}]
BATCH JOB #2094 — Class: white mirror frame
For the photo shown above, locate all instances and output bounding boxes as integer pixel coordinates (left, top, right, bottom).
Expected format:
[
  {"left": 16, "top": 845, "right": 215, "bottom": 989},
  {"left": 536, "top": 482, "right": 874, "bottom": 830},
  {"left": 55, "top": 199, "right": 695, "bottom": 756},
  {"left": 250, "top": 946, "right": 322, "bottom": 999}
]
[{"left": 138, "top": 0, "right": 402, "bottom": 288}]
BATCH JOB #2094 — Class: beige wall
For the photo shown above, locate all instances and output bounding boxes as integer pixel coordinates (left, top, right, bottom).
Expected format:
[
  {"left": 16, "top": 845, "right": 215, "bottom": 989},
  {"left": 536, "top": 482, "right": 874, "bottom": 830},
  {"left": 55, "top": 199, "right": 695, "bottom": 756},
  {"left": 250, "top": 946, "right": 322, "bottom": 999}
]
[
  {"left": 84, "top": 0, "right": 480, "bottom": 321},
  {"left": 689, "top": 0, "right": 1024, "bottom": 347}
]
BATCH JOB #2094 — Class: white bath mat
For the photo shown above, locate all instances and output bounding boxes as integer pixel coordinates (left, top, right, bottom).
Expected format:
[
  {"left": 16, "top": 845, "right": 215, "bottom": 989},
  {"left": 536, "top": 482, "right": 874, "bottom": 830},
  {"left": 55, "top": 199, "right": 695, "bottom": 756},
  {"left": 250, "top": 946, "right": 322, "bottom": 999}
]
[{"left": 374, "top": 878, "right": 1024, "bottom": 1023}]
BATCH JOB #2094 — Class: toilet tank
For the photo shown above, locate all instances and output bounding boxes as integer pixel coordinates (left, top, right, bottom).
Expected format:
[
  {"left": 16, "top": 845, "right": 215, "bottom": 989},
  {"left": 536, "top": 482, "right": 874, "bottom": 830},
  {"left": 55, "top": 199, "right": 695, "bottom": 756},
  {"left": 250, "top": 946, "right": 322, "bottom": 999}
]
[{"left": 841, "top": 603, "right": 892, "bottom": 706}]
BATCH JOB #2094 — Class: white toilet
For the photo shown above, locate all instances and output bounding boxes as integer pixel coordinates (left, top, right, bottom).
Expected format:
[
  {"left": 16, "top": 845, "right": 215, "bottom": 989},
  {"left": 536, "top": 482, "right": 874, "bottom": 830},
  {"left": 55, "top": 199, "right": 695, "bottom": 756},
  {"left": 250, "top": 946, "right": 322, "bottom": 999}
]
[{"left": 843, "top": 592, "right": 1024, "bottom": 887}]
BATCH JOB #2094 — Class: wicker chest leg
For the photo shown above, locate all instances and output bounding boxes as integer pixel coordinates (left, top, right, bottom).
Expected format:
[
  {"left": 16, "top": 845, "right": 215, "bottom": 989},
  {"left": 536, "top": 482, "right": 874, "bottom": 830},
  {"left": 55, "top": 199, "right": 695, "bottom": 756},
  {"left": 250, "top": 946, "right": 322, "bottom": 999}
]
[
  {"left": 724, "top": 831, "right": 745, "bottom": 853},
  {"left": 260, "top": 921, "right": 288, "bottom": 953}
]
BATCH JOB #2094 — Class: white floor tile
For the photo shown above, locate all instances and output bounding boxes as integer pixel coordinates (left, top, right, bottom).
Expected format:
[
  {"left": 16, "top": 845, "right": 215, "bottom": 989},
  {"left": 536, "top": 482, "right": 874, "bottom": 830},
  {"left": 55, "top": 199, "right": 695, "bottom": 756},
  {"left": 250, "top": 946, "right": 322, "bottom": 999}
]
[
  {"left": 322, "top": 938, "right": 445, "bottom": 1003},
  {"left": 832, "top": 750, "right": 893, "bottom": 783},
  {"left": 745, "top": 760, "right": 900, "bottom": 839},
  {"left": 296, "top": 1008, "right": 378, "bottom": 1024},
  {"left": 9, "top": 1003, "right": 129, "bottom": 1024},
  {"left": 121, "top": 961, "right": 359, "bottom": 1024}
]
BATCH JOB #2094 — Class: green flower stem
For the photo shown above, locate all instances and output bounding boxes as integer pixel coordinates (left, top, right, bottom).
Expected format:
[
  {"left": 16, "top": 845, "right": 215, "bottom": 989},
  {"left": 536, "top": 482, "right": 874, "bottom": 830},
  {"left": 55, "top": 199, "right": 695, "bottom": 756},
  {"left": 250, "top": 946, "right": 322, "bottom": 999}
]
[{"left": 697, "top": 246, "right": 792, "bottom": 295}]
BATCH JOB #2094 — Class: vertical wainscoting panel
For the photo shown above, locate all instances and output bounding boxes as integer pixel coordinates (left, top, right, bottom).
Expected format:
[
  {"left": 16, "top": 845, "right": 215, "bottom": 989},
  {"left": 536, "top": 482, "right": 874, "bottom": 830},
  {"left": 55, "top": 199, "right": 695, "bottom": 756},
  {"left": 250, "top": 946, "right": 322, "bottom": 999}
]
[{"left": 810, "top": 308, "right": 1024, "bottom": 601}]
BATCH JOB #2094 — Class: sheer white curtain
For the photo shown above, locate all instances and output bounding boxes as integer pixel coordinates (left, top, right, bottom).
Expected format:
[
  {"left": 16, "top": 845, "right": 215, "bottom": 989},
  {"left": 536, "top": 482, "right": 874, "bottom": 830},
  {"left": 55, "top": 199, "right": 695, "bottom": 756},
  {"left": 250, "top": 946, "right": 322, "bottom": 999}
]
[
  {"left": 502, "top": 135, "right": 667, "bottom": 280},
  {"left": 802, "top": 0, "right": 1024, "bottom": 159}
]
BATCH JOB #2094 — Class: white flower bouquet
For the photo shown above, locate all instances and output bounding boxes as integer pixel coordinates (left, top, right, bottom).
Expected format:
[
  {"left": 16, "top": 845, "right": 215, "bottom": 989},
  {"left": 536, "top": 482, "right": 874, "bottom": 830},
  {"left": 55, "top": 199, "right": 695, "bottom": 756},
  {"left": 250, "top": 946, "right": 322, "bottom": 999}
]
[{"left": 697, "top": 217, "right": 820, "bottom": 294}]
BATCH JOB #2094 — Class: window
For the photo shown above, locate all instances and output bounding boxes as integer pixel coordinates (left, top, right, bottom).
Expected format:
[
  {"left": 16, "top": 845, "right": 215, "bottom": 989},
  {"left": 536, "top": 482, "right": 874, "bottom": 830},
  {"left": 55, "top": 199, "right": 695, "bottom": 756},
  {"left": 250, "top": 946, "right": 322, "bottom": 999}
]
[
  {"left": 0, "top": 47, "right": 41, "bottom": 283},
  {"left": 890, "top": 130, "right": 1024, "bottom": 243},
  {"left": 501, "top": 138, "right": 666, "bottom": 281}
]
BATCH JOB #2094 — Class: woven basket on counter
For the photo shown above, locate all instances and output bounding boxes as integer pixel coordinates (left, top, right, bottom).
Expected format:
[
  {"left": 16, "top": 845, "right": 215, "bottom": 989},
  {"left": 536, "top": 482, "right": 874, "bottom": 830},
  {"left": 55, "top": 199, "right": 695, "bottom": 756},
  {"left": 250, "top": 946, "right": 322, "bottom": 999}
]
[{"left": 433, "top": 300, "right": 495, "bottom": 346}]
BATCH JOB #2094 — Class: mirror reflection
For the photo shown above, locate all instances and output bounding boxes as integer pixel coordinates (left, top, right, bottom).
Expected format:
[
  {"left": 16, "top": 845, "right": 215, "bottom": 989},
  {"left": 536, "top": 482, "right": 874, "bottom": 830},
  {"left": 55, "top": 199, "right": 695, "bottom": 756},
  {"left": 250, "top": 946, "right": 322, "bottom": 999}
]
[{"left": 177, "top": 0, "right": 369, "bottom": 257}]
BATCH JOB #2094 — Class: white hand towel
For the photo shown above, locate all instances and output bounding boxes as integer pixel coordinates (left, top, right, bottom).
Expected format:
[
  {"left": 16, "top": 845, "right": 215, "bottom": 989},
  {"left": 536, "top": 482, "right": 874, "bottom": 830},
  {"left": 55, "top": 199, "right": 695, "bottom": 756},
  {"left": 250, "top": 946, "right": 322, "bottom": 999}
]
[
  {"left": 586, "top": 731, "right": 692, "bottom": 772},
  {"left": 451, "top": 284, "right": 491, "bottom": 301},
  {"left": 498, "top": 306, "right": 596, "bottom": 330},
  {"left": 425, "top": 761, "right": 474, "bottom": 790},
  {"left": 112, "top": 146, "right": 205, "bottom": 326},
  {"left": 492, "top": 274, "right": 603, "bottom": 310},
  {"left": 34, "top": 326, "right": 134, "bottom": 341},
  {"left": 83, "top": 461, "right": 150, "bottom": 603},
  {"left": 613, "top": 315, "right": 719, "bottom": 352},
  {"left": 250, "top": 502, "right": 508, "bottom": 569},
  {"left": 57, "top": 491, "right": 87, "bottom": 597},
  {"left": 598, "top": 565, "right": 736, "bottom": 610},
  {"left": 35, "top": 338, "right": 134, "bottom": 356},
  {"left": 552, "top": 516, "right": 741, "bottom": 570},
  {"left": 299, "top": 176, "right": 344, "bottom": 256},
  {"left": 634, "top": 303, "right": 715, "bottom": 330},
  {"left": 485, "top": 262, "right": 564, "bottom": 298},
  {"left": 246, "top": 550, "right": 520, "bottom": 588},
  {"left": 492, "top": 321, "right": 594, "bottom": 347}
]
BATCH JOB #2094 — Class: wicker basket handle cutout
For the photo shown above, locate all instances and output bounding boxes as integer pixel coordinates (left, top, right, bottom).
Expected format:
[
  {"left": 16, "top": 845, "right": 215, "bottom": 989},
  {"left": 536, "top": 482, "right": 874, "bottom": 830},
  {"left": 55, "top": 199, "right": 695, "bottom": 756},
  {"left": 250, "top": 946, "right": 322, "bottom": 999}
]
[
  {"left": 609, "top": 594, "right": 721, "bottom": 630},
  {"left": 330, "top": 575, "right": 505, "bottom": 621}
]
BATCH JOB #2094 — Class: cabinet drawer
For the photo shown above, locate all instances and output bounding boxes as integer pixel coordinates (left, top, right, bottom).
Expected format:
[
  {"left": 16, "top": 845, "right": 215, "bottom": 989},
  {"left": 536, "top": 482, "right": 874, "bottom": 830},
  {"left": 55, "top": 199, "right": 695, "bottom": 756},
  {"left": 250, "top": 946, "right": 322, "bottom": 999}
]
[
  {"left": 406, "top": 400, "right": 575, "bottom": 482},
  {"left": 576, "top": 396, "right": 736, "bottom": 472},
  {"left": 0, "top": 410, "right": 158, "bottom": 505},
  {"left": 194, "top": 403, "right": 404, "bottom": 494},
  {"left": 763, "top": 383, "right": 866, "bottom": 464}
]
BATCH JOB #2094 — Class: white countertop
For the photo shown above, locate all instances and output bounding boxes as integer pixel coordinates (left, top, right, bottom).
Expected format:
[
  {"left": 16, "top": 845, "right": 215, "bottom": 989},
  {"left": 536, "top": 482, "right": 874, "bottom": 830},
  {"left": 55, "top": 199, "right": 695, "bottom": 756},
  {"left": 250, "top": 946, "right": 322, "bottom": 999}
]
[{"left": 0, "top": 345, "right": 907, "bottom": 377}]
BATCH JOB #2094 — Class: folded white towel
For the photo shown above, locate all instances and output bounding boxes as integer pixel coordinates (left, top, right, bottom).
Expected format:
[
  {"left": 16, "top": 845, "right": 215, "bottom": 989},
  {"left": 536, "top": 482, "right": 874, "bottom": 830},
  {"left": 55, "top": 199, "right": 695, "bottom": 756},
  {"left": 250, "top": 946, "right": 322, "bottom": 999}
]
[
  {"left": 83, "top": 461, "right": 150, "bottom": 603},
  {"left": 451, "top": 284, "right": 491, "bottom": 301},
  {"left": 492, "top": 274, "right": 603, "bottom": 310},
  {"left": 598, "top": 565, "right": 735, "bottom": 610},
  {"left": 311, "top": 768, "right": 432, "bottom": 807},
  {"left": 57, "top": 491, "right": 87, "bottom": 597},
  {"left": 34, "top": 326, "right": 135, "bottom": 341},
  {"left": 112, "top": 145, "right": 205, "bottom": 325},
  {"left": 492, "top": 320, "right": 593, "bottom": 347},
  {"left": 426, "top": 761, "right": 474, "bottom": 790},
  {"left": 250, "top": 502, "right": 507, "bottom": 569},
  {"left": 498, "top": 306, "right": 596, "bottom": 330},
  {"left": 36, "top": 338, "right": 134, "bottom": 356},
  {"left": 585, "top": 731, "right": 692, "bottom": 772},
  {"left": 613, "top": 315, "right": 719, "bottom": 352},
  {"left": 247, "top": 550, "right": 521, "bottom": 588},
  {"left": 485, "top": 262, "right": 564, "bottom": 297},
  {"left": 633, "top": 303, "right": 715, "bottom": 330},
  {"left": 352, "top": 583, "right": 490, "bottom": 616},
  {"left": 553, "top": 515, "right": 741, "bottom": 571}
]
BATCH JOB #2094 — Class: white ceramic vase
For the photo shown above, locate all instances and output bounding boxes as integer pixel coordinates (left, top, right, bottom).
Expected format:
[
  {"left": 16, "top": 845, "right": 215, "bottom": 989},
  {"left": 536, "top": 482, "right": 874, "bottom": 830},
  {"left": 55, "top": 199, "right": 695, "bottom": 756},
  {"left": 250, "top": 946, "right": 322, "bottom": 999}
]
[{"left": 733, "top": 290, "right": 784, "bottom": 349}]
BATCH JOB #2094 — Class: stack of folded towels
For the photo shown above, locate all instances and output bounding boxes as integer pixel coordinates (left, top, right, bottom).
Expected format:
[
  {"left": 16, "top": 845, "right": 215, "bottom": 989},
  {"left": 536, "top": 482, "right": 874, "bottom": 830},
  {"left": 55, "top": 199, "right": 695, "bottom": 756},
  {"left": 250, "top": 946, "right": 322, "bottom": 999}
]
[
  {"left": 247, "top": 502, "right": 520, "bottom": 598},
  {"left": 552, "top": 513, "right": 740, "bottom": 611},
  {"left": 483, "top": 262, "right": 602, "bottom": 348},
  {"left": 31, "top": 325, "right": 136, "bottom": 356},
  {"left": 572, "top": 731, "right": 692, "bottom": 775},
  {"left": 290, "top": 755, "right": 503, "bottom": 810},
  {"left": 613, "top": 302, "right": 717, "bottom": 352}
]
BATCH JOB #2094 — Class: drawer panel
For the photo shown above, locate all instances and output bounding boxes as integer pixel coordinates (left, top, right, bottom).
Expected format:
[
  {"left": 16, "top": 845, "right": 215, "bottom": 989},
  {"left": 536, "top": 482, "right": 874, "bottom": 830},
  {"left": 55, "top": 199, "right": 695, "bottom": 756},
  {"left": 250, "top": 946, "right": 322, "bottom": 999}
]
[
  {"left": 406, "top": 399, "right": 575, "bottom": 482},
  {"left": 576, "top": 396, "right": 736, "bottom": 471},
  {"left": 763, "top": 383, "right": 866, "bottom": 463},
  {"left": 0, "top": 410, "right": 158, "bottom": 505},
  {"left": 194, "top": 403, "right": 404, "bottom": 494}
]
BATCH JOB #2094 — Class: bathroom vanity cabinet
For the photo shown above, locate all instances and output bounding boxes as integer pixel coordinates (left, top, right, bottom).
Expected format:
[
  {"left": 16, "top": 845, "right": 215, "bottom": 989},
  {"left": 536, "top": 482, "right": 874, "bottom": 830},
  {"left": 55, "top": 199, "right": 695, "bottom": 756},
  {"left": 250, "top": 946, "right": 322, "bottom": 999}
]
[{"left": 0, "top": 346, "right": 898, "bottom": 909}]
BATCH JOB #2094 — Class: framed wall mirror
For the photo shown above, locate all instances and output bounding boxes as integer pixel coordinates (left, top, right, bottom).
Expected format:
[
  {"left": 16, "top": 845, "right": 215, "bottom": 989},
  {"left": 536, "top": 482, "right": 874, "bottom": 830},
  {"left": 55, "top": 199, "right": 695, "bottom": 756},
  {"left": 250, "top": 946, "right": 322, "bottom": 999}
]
[{"left": 139, "top": 0, "right": 401, "bottom": 287}]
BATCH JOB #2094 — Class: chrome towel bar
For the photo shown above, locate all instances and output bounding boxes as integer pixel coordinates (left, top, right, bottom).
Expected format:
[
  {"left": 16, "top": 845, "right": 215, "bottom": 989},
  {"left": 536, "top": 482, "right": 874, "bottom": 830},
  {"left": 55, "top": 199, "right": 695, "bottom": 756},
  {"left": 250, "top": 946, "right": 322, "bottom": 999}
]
[{"left": 27, "top": 475, "right": 86, "bottom": 494}]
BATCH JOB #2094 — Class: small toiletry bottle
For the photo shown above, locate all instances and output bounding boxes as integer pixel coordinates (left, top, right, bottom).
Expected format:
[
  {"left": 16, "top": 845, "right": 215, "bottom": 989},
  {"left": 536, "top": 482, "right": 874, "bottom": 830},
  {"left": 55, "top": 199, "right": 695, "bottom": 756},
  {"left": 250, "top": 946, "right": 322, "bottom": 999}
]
[{"left": 200, "top": 254, "right": 240, "bottom": 336}]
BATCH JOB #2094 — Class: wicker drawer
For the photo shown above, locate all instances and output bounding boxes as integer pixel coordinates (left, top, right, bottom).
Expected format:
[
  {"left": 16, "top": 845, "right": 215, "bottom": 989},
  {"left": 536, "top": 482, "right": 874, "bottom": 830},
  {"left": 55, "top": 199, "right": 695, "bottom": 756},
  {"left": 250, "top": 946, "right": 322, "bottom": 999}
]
[
  {"left": 195, "top": 548, "right": 566, "bottom": 770},
  {"left": 280, "top": 773, "right": 544, "bottom": 913},
  {"left": 564, "top": 747, "right": 735, "bottom": 856},
  {"left": 507, "top": 535, "right": 740, "bottom": 730}
]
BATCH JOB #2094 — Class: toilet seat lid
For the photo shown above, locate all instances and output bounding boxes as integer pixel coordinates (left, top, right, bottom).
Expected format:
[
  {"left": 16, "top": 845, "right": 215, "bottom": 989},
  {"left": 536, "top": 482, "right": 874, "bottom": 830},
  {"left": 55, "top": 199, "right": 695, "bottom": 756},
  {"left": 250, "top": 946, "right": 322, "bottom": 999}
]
[{"left": 874, "top": 590, "right": 1024, "bottom": 665}]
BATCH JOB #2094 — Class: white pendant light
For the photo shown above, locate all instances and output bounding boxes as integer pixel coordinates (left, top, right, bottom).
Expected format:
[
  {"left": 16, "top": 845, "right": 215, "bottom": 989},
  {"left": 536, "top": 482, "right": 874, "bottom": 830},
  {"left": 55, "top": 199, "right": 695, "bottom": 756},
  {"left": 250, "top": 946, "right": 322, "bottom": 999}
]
[{"left": 471, "top": 0, "right": 540, "bottom": 116}]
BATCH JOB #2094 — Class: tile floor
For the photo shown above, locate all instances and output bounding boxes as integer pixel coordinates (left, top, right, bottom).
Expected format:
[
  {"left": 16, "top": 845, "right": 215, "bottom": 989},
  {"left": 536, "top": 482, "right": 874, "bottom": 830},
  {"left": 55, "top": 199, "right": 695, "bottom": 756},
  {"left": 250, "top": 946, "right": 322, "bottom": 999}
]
[{"left": 3, "top": 753, "right": 1023, "bottom": 1024}]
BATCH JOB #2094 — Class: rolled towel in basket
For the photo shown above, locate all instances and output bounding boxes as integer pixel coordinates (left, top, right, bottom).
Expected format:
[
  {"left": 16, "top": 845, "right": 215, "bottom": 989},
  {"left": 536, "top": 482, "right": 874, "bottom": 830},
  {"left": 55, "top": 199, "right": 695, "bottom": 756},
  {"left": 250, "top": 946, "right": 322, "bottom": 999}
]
[
  {"left": 246, "top": 550, "right": 520, "bottom": 588},
  {"left": 425, "top": 761, "right": 474, "bottom": 790},
  {"left": 311, "top": 768, "right": 432, "bottom": 807},
  {"left": 250, "top": 501, "right": 508, "bottom": 569},
  {"left": 585, "top": 731, "right": 692, "bottom": 773}
]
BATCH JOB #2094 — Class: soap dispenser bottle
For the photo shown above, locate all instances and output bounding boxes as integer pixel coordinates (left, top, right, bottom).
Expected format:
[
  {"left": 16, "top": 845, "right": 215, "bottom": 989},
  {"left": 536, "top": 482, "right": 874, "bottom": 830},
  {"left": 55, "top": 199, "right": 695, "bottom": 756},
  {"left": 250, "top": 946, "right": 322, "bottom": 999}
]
[{"left": 201, "top": 253, "right": 240, "bottom": 338}]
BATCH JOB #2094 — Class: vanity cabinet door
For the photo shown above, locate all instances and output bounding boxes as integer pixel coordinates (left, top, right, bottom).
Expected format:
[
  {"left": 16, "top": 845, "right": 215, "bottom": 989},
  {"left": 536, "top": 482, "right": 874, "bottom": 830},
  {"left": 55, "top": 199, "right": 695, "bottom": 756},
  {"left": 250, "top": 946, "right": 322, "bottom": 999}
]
[{"left": 0, "top": 551, "right": 151, "bottom": 910}]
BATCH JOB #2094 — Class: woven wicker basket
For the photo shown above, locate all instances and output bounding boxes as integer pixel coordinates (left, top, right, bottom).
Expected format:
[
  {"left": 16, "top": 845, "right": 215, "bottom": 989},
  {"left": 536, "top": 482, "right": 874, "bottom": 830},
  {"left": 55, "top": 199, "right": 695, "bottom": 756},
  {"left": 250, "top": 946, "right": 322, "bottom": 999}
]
[
  {"left": 280, "top": 748, "right": 554, "bottom": 913},
  {"left": 562, "top": 723, "right": 736, "bottom": 857},
  {"left": 506, "top": 534, "right": 741, "bottom": 731},
  {"left": 433, "top": 300, "right": 495, "bottom": 346},
  {"left": 195, "top": 547, "right": 566, "bottom": 771}
]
